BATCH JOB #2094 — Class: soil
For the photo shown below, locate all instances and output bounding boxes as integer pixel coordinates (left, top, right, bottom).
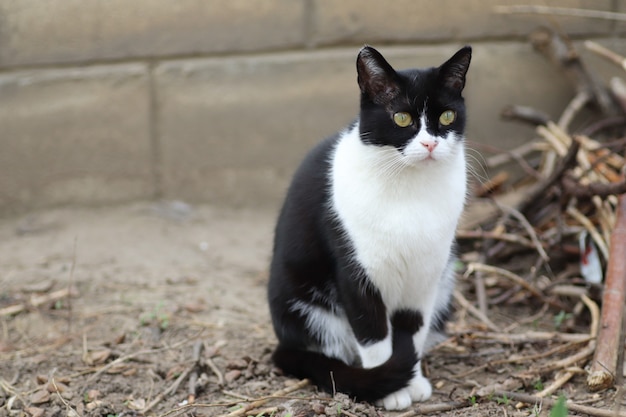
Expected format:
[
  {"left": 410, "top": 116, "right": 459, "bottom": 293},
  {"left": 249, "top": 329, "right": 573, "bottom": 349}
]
[{"left": 0, "top": 201, "right": 622, "bottom": 417}]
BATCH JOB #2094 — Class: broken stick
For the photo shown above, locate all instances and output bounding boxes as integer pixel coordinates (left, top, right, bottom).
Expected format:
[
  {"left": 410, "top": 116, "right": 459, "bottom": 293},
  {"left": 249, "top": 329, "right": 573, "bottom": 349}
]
[
  {"left": 221, "top": 379, "right": 310, "bottom": 417},
  {"left": 0, "top": 287, "right": 79, "bottom": 317},
  {"left": 530, "top": 27, "right": 615, "bottom": 116},
  {"left": 587, "top": 193, "right": 626, "bottom": 391}
]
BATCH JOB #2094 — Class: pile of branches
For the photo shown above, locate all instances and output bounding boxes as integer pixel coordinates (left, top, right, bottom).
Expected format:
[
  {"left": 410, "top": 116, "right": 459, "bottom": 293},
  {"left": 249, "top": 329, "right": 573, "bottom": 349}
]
[{"left": 458, "top": 26, "right": 626, "bottom": 398}]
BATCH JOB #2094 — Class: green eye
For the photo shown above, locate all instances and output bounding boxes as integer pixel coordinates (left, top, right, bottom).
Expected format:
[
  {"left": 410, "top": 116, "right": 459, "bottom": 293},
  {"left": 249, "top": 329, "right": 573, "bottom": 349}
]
[
  {"left": 439, "top": 110, "right": 456, "bottom": 126},
  {"left": 393, "top": 112, "right": 413, "bottom": 127}
]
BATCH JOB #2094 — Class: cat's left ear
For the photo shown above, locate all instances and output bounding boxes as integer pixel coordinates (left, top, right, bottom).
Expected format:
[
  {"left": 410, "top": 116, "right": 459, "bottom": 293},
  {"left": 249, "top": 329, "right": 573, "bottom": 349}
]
[{"left": 439, "top": 46, "right": 472, "bottom": 92}]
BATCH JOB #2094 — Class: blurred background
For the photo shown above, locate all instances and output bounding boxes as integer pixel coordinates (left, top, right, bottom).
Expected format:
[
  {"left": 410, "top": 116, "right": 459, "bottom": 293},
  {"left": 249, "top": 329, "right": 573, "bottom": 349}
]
[{"left": 1, "top": 0, "right": 625, "bottom": 216}]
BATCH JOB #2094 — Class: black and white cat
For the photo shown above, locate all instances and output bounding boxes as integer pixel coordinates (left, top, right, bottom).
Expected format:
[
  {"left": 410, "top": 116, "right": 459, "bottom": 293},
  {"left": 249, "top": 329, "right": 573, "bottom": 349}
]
[{"left": 268, "top": 45, "right": 471, "bottom": 410}]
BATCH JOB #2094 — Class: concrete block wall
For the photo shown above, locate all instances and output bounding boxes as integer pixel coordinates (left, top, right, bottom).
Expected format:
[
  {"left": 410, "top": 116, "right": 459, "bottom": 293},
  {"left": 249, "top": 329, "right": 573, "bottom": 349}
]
[{"left": 0, "top": 0, "right": 624, "bottom": 215}]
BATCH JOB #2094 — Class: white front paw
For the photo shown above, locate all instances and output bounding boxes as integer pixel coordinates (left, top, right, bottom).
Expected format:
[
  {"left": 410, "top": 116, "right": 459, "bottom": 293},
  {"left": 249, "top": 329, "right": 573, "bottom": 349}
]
[
  {"left": 407, "top": 374, "right": 432, "bottom": 402},
  {"left": 378, "top": 388, "right": 412, "bottom": 410}
]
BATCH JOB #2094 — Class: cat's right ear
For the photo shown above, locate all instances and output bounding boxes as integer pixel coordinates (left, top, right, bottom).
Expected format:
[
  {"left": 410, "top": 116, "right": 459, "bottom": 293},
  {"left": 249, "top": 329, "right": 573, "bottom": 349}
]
[
  {"left": 439, "top": 46, "right": 472, "bottom": 92},
  {"left": 356, "top": 46, "right": 400, "bottom": 105}
]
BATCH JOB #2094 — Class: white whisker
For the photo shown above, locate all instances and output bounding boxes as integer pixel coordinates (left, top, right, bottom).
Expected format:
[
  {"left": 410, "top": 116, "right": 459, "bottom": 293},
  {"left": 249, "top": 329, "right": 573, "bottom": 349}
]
[{"left": 464, "top": 148, "right": 489, "bottom": 184}]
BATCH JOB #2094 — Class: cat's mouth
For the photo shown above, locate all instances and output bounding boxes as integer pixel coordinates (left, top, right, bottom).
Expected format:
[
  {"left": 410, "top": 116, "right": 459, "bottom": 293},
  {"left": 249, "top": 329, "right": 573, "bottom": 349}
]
[{"left": 401, "top": 151, "right": 438, "bottom": 165}]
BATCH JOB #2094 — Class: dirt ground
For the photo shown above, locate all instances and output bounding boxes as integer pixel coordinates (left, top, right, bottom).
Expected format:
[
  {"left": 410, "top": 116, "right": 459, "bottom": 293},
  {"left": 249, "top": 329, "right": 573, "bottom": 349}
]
[{"left": 0, "top": 201, "right": 623, "bottom": 417}]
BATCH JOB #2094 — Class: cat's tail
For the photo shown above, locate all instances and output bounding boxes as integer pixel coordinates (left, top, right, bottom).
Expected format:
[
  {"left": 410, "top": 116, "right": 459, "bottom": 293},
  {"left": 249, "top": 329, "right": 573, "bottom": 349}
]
[{"left": 271, "top": 329, "right": 417, "bottom": 403}]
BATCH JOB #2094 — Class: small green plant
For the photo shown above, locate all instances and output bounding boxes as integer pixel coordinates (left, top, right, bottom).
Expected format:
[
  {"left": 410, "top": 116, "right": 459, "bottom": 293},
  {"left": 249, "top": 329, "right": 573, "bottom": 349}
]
[
  {"left": 496, "top": 393, "right": 510, "bottom": 405},
  {"left": 549, "top": 395, "right": 568, "bottom": 417},
  {"left": 139, "top": 302, "right": 170, "bottom": 330},
  {"left": 533, "top": 378, "right": 544, "bottom": 391},
  {"left": 553, "top": 310, "right": 572, "bottom": 329},
  {"left": 469, "top": 395, "right": 477, "bottom": 406}
]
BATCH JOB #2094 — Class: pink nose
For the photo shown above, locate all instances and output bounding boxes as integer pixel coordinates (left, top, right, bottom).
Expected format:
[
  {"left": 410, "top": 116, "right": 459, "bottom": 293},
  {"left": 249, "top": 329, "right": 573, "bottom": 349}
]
[{"left": 421, "top": 140, "right": 438, "bottom": 152}]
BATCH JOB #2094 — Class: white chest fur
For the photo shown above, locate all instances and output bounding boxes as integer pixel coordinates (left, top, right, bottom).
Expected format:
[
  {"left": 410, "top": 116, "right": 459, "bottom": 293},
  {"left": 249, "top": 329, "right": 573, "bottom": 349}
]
[{"left": 330, "top": 124, "right": 466, "bottom": 310}]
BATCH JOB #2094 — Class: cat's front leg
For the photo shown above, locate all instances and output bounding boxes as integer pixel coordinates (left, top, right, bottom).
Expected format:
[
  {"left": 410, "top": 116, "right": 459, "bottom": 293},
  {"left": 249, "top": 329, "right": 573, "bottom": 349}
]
[
  {"left": 337, "top": 262, "right": 391, "bottom": 368},
  {"left": 377, "top": 360, "right": 431, "bottom": 410},
  {"left": 407, "top": 326, "right": 433, "bottom": 401},
  {"left": 407, "top": 362, "right": 433, "bottom": 401},
  {"left": 379, "top": 389, "right": 412, "bottom": 410}
]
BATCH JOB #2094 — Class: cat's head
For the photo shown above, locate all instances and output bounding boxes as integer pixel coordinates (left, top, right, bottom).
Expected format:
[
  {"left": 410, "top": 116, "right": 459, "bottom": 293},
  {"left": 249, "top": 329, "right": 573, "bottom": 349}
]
[{"left": 356, "top": 46, "right": 471, "bottom": 166}]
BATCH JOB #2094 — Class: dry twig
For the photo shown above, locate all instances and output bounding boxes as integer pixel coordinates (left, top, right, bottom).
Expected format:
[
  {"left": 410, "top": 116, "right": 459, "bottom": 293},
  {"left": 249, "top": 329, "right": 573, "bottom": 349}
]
[
  {"left": 395, "top": 400, "right": 469, "bottom": 416},
  {"left": 453, "top": 290, "right": 499, "bottom": 332},
  {"left": 585, "top": 40, "right": 626, "bottom": 71},
  {"left": 143, "top": 366, "right": 193, "bottom": 413},
  {"left": 463, "top": 331, "right": 591, "bottom": 344},
  {"left": 537, "top": 294, "right": 599, "bottom": 396},
  {"left": 0, "top": 287, "right": 79, "bottom": 317},
  {"left": 501, "top": 104, "right": 550, "bottom": 126},
  {"left": 188, "top": 340, "right": 204, "bottom": 404},
  {"left": 464, "top": 263, "right": 559, "bottom": 307},
  {"left": 456, "top": 229, "right": 535, "bottom": 248},
  {"left": 492, "top": 390, "right": 626, "bottom": 417},
  {"left": 82, "top": 338, "right": 193, "bottom": 388},
  {"left": 588, "top": 194, "right": 626, "bottom": 391},
  {"left": 529, "top": 27, "right": 615, "bottom": 116},
  {"left": 219, "top": 379, "right": 310, "bottom": 417}
]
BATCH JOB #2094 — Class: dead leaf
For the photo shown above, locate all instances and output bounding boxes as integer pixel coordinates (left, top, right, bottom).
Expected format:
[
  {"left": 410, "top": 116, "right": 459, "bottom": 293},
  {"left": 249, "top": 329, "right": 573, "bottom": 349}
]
[
  {"left": 183, "top": 301, "right": 205, "bottom": 313},
  {"left": 127, "top": 398, "right": 146, "bottom": 410},
  {"left": 227, "top": 358, "right": 248, "bottom": 370},
  {"left": 224, "top": 370, "right": 241, "bottom": 383},
  {"left": 86, "top": 400, "right": 103, "bottom": 411},
  {"left": 0, "top": 341, "right": 14, "bottom": 352},
  {"left": 83, "top": 348, "right": 111, "bottom": 365},
  {"left": 25, "top": 407, "right": 45, "bottom": 417},
  {"left": 106, "top": 363, "right": 131, "bottom": 374},
  {"left": 29, "top": 390, "right": 50, "bottom": 405},
  {"left": 85, "top": 389, "right": 101, "bottom": 402},
  {"left": 46, "top": 380, "right": 69, "bottom": 393},
  {"left": 114, "top": 332, "right": 126, "bottom": 345}
]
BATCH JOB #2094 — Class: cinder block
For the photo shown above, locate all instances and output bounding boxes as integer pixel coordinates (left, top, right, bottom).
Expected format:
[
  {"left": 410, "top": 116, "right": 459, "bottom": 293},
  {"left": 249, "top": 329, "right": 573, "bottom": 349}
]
[
  {"left": 0, "top": 0, "right": 306, "bottom": 67},
  {"left": 0, "top": 64, "right": 154, "bottom": 214},
  {"left": 154, "top": 50, "right": 359, "bottom": 207},
  {"left": 311, "top": 0, "right": 614, "bottom": 46},
  {"left": 155, "top": 43, "right": 574, "bottom": 208}
]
